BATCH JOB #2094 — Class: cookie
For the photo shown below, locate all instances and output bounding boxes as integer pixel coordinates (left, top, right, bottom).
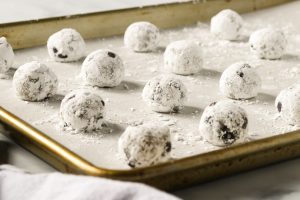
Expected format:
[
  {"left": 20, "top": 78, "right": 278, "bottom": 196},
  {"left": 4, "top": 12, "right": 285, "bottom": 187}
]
[
  {"left": 13, "top": 61, "right": 58, "bottom": 101},
  {"left": 118, "top": 124, "right": 171, "bottom": 168},
  {"left": 142, "top": 75, "right": 187, "bottom": 113},
  {"left": 249, "top": 28, "right": 286, "bottom": 60},
  {"left": 210, "top": 9, "right": 243, "bottom": 41},
  {"left": 164, "top": 40, "right": 202, "bottom": 75},
  {"left": 199, "top": 100, "right": 248, "bottom": 146},
  {"left": 275, "top": 84, "right": 300, "bottom": 126},
  {"left": 47, "top": 28, "right": 86, "bottom": 62},
  {"left": 81, "top": 49, "right": 124, "bottom": 87},
  {"left": 60, "top": 90, "right": 106, "bottom": 132},
  {"left": 124, "top": 21, "right": 159, "bottom": 52},
  {"left": 219, "top": 62, "right": 261, "bottom": 100},
  {"left": 0, "top": 37, "right": 14, "bottom": 73}
]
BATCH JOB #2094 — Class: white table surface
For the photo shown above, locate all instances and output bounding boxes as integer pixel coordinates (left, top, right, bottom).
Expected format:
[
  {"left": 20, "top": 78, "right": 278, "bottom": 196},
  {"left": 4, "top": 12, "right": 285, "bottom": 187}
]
[{"left": 2, "top": 1, "right": 300, "bottom": 199}]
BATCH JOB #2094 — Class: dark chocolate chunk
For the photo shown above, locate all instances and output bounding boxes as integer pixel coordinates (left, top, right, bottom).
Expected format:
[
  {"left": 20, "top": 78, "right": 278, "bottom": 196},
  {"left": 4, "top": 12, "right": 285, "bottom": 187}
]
[
  {"left": 239, "top": 72, "right": 244, "bottom": 78},
  {"left": 101, "top": 100, "right": 105, "bottom": 106},
  {"left": 209, "top": 102, "right": 217, "bottom": 106},
  {"left": 172, "top": 106, "right": 179, "bottom": 113},
  {"left": 165, "top": 142, "right": 171, "bottom": 152},
  {"left": 66, "top": 94, "right": 76, "bottom": 101},
  {"left": 107, "top": 51, "right": 116, "bottom": 58},
  {"left": 242, "top": 116, "right": 248, "bottom": 129},
  {"left": 29, "top": 77, "right": 39, "bottom": 83},
  {"left": 128, "top": 161, "right": 135, "bottom": 168},
  {"left": 205, "top": 116, "right": 213, "bottom": 124},
  {"left": 57, "top": 54, "right": 68, "bottom": 59},
  {"left": 53, "top": 47, "right": 58, "bottom": 53},
  {"left": 277, "top": 102, "right": 282, "bottom": 112},
  {"left": 219, "top": 122, "right": 236, "bottom": 145}
]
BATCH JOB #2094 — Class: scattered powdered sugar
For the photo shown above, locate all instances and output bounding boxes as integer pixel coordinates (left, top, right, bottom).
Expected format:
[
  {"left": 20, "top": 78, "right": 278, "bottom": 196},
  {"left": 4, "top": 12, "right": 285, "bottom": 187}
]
[{"left": 2, "top": 3, "right": 300, "bottom": 168}]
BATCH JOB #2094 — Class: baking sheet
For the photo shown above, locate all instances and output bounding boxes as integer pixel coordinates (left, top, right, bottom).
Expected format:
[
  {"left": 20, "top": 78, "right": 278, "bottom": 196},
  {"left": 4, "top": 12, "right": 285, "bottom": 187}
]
[{"left": 1, "top": 1, "right": 300, "bottom": 170}]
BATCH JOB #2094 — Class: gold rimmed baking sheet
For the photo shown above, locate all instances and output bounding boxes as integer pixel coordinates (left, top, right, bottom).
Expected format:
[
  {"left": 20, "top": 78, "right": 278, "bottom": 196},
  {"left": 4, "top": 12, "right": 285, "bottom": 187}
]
[{"left": 0, "top": 0, "right": 298, "bottom": 191}]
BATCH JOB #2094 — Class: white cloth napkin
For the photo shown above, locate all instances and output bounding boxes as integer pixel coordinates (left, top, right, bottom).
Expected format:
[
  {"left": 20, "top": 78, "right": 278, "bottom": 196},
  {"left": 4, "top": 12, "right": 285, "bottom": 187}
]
[{"left": 0, "top": 165, "right": 180, "bottom": 200}]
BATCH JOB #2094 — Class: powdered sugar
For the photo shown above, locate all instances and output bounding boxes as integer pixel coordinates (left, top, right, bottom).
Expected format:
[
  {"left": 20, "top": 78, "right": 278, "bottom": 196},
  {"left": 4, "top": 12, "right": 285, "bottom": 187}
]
[{"left": 1, "top": 2, "right": 300, "bottom": 169}]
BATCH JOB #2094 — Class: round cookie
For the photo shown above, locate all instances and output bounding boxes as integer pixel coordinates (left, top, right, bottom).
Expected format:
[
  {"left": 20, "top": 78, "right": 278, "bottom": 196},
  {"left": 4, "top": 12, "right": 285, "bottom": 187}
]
[
  {"left": 47, "top": 28, "right": 86, "bottom": 62},
  {"left": 0, "top": 37, "right": 14, "bottom": 73},
  {"left": 142, "top": 75, "right": 187, "bottom": 113},
  {"left": 199, "top": 100, "right": 248, "bottom": 146},
  {"left": 118, "top": 124, "right": 171, "bottom": 168},
  {"left": 60, "top": 90, "right": 106, "bottom": 132},
  {"left": 275, "top": 84, "right": 300, "bottom": 126},
  {"left": 210, "top": 9, "right": 243, "bottom": 41},
  {"left": 219, "top": 62, "right": 261, "bottom": 100},
  {"left": 13, "top": 61, "right": 58, "bottom": 101},
  {"left": 124, "top": 21, "right": 159, "bottom": 52},
  {"left": 81, "top": 49, "right": 124, "bottom": 87},
  {"left": 249, "top": 28, "right": 286, "bottom": 60},
  {"left": 164, "top": 40, "right": 202, "bottom": 75}
]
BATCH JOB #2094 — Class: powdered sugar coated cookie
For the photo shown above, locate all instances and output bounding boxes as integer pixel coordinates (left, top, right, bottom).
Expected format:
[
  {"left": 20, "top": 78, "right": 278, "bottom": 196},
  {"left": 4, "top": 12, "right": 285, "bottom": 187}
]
[
  {"left": 0, "top": 37, "right": 14, "bottom": 73},
  {"left": 60, "top": 90, "right": 106, "bottom": 132},
  {"left": 81, "top": 49, "right": 124, "bottom": 87},
  {"left": 118, "top": 124, "right": 171, "bottom": 168},
  {"left": 124, "top": 21, "right": 159, "bottom": 52},
  {"left": 210, "top": 9, "right": 243, "bottom": 41},
  {"left": 47, "top": 28, "right": 86, "bottom": 62},
  {"left": 249, "top": 28, "right": 287, "bottom": 60},
  {"left": 164, "top": 40, "right": 202, "bottom": 75},
  {"left": 219, "top": 62, "right": 261, "bottom": 100},
  {"left": 199, "top": 101, "right": 248, "bottom": 146},
  {"left": 13, "top": 61, "right": 58, "bottom": 101},
  {"left": 142, "top": 75, "right": 187, "bottom": 113},
  {"left": 275, "top": 84, "right": 300, "bottom": 126}
]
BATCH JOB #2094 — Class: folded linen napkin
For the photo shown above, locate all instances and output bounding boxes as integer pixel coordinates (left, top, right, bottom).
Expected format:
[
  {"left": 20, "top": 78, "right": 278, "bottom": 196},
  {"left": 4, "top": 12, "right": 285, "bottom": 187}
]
[{"left": 0, "top": 165, "right": 180, "bottom": 200}]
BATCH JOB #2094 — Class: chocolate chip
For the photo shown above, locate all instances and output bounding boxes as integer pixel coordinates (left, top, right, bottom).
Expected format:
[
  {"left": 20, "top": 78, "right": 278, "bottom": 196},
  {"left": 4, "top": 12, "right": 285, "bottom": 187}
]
[
  {"left": 29, "top": 77, "right": 39, "bottom": 83},
  {"left": 239, "top": 72, "right": 244, "bottom": 78},
  {"left": 242, "top": 116, "right": 248, "bottom": 129},
  {"left": 66, "top": 94, "right": 76, "bottom": 101},
  {"left": 242, "top": 64, "right": 251, "bottom": 68},
  {"left": 53, "top": 47, "right": 58, "bottom": 53},
  {"left": 209, "top": 102, "right": 217, "bottom": 106},
  {"left": 172, "top": 106, "right": 179, "bottom": 113},
  {"left": 57, "top": 54, "right": 68, "bottom": 59},
  {"left": 128, "top": 161, "right": 135, "bottom": 168},
  {"left": 277, "top": 102, "right": 282, "bottom": 112},
  {"left": 219, "top": 122, "right": 236, "bottom": 145},
  {"left": 107, "top": 51, "right": 116, "bottom": 58},
  {"left": 101, "top": 100, "right": 105, "bottom": 106},
  {"left": 165, "top": 142, "right": 171, "bottom": 152},
  {"left": 205, "top": 116, "right": 213, "bottom": 124}
]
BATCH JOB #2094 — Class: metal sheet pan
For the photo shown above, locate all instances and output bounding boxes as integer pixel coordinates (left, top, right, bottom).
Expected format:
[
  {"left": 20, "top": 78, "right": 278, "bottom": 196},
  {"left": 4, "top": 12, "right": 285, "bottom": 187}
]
[{"left": 0, "top": 0, "right": 297, "bottom": 190}]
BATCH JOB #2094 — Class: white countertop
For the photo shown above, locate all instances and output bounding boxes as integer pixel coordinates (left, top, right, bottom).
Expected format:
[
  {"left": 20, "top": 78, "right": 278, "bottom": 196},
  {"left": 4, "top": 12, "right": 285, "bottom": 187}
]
[{"left": 2, "top": 1, "right": 300, "bottom": 199}]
